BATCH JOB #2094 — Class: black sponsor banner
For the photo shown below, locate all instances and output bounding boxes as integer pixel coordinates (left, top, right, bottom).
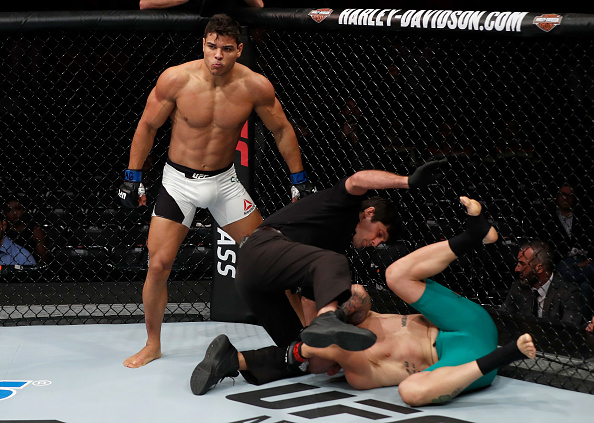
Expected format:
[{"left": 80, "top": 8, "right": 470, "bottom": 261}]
[
  {"left": 0, "top": 9, "right": 590, "bottom": 37},
  {"left": 235, "top": 8, "right": 592, "bottom": 37}
]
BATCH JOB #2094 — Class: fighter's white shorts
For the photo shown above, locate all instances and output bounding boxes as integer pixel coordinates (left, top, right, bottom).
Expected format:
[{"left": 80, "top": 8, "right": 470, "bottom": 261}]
[{"left": 152, "top": 159, "right": 257, "bottom": 228}]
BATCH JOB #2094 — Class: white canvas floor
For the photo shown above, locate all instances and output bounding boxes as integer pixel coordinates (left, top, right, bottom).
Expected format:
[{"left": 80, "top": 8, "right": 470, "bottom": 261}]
[{"left": 1, "top": 321, "right": 593, "bottom": 423}]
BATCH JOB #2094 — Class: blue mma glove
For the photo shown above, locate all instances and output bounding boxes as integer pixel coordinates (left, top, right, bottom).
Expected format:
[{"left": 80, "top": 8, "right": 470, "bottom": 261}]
[
  {"left": 117, "top": 169, "right": 145, "bottom": 208},
  {"left": 290, "top": 170, "right": 317, "bottom": 201}
]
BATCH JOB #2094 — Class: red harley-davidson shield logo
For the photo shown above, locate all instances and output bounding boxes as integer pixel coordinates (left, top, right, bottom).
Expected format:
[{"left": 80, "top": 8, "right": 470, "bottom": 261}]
[
  {"left": 533, "top": 14, "right": 562, "bottom": 32},
  {"left": 308, "top": 8, "right": 333, "bottom": 23}
]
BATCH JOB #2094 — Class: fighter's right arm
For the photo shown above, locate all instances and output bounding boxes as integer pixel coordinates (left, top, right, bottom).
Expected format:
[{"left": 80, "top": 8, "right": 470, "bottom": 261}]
[
  {"left": 345, "top": 159, "right": 449, "bottom": 196},
  {"left": 345, "top": 170, "right": 409, "bottom": 196},
  {"left": 128, "top": 67, "right": 182, "bottom": 170},
  {"left": 119, "top": 68, "right": 183, "bottom": 208}
]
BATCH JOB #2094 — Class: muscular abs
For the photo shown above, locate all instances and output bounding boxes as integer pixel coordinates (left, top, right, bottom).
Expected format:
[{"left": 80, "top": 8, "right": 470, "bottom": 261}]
[
  {"left": 344, "top": 313, "right": 438, "bottom": 389},
  {"left": 168, "top": 63, "right": 254, "bottom": 171}
]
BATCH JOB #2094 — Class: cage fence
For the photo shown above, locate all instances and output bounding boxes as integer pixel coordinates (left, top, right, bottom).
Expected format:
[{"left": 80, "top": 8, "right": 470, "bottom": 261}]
[{"left": 0, "top": 10, "right": 593, "bottom": 393}]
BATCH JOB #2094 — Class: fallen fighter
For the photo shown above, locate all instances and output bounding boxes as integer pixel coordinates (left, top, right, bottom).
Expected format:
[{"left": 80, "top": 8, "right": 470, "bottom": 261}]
[{"left": 191, "top": 197, "right": 536, "bottom": 406}]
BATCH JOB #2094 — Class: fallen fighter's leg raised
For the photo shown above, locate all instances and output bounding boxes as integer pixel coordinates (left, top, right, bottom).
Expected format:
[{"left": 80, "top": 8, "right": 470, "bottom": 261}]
[
  {"left": 398, "top": 333, "right": 536, "bottom": 406},
  {"left": 384, "top": 196, "right": 533, "bottom": 406},
  {"left": 385, "top": 196, "right": 497, "bottom": 304}
]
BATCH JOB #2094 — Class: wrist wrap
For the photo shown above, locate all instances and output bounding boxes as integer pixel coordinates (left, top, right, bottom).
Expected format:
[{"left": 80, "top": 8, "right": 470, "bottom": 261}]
[
  {"left": 290, "top": 170, "right": 308, "bottom": 185},
  {"left": 285, "top": 340, "right": 308, "bottom": 373},
  {"left": 124, "top": 169, "right": 143, "bottom": 182}
]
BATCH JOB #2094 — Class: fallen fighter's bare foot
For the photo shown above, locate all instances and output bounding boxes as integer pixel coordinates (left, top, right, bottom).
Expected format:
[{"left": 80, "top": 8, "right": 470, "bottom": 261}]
[
  {"left": 517, "top": 333, "right": 536, "bottom": 359},
  {"left": 459, "top": 196, "right": 498, "bottom": 244},
  {"left": 124, "top": 345, "right": 162, "bottom": 368}
]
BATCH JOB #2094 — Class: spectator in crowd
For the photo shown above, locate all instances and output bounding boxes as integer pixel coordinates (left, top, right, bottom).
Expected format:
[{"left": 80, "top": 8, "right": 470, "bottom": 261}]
[
  {"left": 501, "top": 239, "right": 582, "bottom": 325},
  {"left": 3, "top": 197, "right": 49, "bottom": 264},
  {"left": 0, "top": 217, "right": 37, "bottom": 266},
  {"left": 530, "top": 183, "right": 594, "bottom": 320}
]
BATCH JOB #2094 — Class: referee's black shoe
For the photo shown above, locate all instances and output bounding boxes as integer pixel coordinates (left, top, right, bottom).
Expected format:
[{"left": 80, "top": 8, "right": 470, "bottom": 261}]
[
  {"left": 300, "top": 311, "right": 377, "bottom": 351},
  {"left": 190, "top": 334, "right": 240, "bottom": 395}
]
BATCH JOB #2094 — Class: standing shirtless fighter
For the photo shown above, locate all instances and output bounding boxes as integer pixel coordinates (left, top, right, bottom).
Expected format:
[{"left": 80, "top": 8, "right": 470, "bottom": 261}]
[
  {"left": 118, "top": 14, "right": 313, "bottom": 368},
  {"left": 192, "top": 197, "right": 536, "bottom": 406}
]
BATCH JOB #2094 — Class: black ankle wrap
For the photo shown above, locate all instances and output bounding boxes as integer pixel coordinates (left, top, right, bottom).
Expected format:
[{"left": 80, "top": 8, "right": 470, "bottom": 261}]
[
  {"left": 448, "top": 214, "right": 491, "bottom": 257},
  {"left": 476, "top": 339, "right": 527, "bottom": 375}
]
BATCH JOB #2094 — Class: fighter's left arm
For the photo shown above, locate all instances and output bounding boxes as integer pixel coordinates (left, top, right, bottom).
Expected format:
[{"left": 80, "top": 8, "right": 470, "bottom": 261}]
[
  {"left": 253, "top": 76, "right": 303, "bottom": 173},
  {"left": 254, "top": 75, "right": 316, "bottom": 200}
]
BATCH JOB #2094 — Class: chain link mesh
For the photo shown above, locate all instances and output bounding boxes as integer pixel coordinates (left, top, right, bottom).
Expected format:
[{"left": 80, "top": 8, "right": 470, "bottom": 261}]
[
  {"left": 251, "top": 28, "right": 594, "bottom": 393},
  {"left": 1, "top": 29, "right": 212, "bottom": 324},
  {"left": 1, "top": 16, "right": 593, "bottom": 394}
]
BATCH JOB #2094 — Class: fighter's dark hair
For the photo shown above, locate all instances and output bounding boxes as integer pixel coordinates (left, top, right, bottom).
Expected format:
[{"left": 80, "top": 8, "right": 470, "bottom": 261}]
[
  {"left": 360, "top": 196, "right": 402, "bottom": 244},
  {"left": 204, "top": 13, "right": 242, "bottom": 46}
]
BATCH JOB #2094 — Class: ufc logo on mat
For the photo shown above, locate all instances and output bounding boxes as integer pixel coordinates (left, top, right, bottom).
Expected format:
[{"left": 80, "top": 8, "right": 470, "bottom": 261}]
[
  {"left": 226, "top": 383, "right": 474, "bottom": 423},
  {"left": 0, "top": 380, "right": 31, "bottom": 400}
]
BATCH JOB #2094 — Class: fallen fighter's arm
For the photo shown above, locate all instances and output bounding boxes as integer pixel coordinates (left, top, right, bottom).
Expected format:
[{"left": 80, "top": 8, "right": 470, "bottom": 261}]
[
  {"left": 298, "top": 284, "right": 372, "bottom": 327},
  {"left": 298, "top": 311, "right": 424, "bottom": 390}
]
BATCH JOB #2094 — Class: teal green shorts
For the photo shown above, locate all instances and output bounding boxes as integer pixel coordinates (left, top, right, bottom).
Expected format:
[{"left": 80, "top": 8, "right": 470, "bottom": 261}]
[{"left": 410, "top": 279, "right": 498, "bottom": 391}]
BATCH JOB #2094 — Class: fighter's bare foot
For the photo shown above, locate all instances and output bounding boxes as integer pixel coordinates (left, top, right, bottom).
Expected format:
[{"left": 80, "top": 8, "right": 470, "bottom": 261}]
[
  {"left": 123, "top": 345, "right": 162, "bottom": 368},
  {"left": 459, "top": 196, "right": 481, "bottom": 216},
  {"left": 459, "top": 196, "right": 498, "bottom": 244},
  {"left": 517, "top": 333, "right": 536, "bottom": 359}
]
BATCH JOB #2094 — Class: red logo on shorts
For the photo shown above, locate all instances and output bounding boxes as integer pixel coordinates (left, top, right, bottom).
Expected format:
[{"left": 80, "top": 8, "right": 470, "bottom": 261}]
[
  {"left": 533, "top": 14, "right": 562, "bottom": 32},
  {"left": 308, "top": 8, "right": 333, "bottom": 23},
  {"left": 244, "top": 199, "right": 254, "bottom": 213}
]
